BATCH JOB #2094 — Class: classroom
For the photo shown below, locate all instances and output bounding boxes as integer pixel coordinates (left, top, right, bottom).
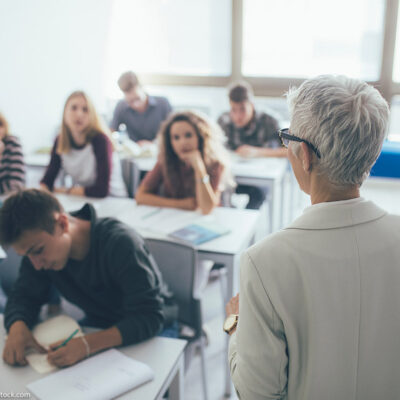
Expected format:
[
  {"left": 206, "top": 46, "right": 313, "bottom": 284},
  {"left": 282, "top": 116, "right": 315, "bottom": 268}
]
[{"left": 1, "top": 0, "right": 400, "bottom": 399}]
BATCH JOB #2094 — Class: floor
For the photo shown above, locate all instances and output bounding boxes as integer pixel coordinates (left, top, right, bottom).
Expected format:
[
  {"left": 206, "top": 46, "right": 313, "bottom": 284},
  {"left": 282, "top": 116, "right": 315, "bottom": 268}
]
[{"left": 184, "top": 174, "right": 400, "bottom": 400}]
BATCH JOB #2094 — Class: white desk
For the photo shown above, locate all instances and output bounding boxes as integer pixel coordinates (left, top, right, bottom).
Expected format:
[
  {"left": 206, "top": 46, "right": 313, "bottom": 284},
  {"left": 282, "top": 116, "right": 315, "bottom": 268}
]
[
  {"left": 57, "top": 195, "right": 260, "bottom": 397},
  {"left": 230, "top": 156, "right": 289, "bottom": 232},
  {"left": 0, "top": 315, "right": 186, "bottom": 400},
  {"left": 26, "top": 152, "right": 289, "bottom": 233}
]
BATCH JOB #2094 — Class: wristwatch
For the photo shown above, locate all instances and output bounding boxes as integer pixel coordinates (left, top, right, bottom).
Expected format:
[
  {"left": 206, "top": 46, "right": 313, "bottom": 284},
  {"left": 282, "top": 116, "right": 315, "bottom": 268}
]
[
  {"left": 200, "top": 174, "right": 210, "bottom": 184},
  {"left": 223, "top": 314, "right": 239, "bottom": 335}
]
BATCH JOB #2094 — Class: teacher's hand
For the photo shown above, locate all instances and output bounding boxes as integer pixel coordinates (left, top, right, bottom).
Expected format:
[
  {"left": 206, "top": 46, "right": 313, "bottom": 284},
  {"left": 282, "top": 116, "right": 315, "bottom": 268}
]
[{"left": 226, "top": 293, "right": 239, "bottom": 316}]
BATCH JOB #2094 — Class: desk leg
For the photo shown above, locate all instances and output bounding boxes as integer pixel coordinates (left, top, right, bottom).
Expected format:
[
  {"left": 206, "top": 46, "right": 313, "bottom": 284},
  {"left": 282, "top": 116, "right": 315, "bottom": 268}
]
[
  {"left": 288, "top": 167, "right": 295, "bottom": 223},
  {"left": 168, "top": 354, "right": 184, "bottom": 400},
  {"left": 268, "top": 183, "right": 275, "bottom": 233},
  {"left": 279, "top": 175, "right": 285, "bottom": 229}
]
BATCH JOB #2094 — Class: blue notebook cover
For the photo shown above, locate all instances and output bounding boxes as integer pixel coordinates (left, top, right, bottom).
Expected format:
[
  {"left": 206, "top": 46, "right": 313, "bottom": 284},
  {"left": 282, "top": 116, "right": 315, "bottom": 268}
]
[{"left": 169, "top": 221, "right": 230, "bottom": 245}]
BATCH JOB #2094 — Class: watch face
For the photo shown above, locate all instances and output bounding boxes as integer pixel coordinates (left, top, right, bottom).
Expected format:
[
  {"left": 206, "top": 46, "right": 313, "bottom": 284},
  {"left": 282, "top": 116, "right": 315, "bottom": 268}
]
[{"left": 223, "top": 315, "right": 237, "bottom": 332}]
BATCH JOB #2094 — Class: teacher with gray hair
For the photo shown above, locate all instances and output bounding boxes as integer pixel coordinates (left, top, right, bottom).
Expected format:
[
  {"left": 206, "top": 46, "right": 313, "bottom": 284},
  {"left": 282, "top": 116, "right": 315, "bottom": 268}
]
[{"left": 224, "top": 75, "right": 400, "bottom": 400}]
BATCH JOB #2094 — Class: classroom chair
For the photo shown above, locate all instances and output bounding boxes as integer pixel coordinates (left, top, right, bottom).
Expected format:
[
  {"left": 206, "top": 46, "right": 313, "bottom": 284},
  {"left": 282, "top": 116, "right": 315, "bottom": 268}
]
[
  {"left": 144, "top": 238, "right": 209, "bottom": 400},
  {"left": 120, "top": 158, "right": 141, "bottom": 198},
  {"left": 0, "top": 247, "right": 21, "bottom": 296},
  {"left": 0, "top": 248, "right": 62, "bottom": 316}
]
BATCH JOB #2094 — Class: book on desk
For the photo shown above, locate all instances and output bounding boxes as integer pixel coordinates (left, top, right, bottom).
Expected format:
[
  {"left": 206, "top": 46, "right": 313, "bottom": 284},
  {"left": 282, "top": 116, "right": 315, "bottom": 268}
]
[{"left": 169, "top": 220, "right": 230, "bottom": 245}]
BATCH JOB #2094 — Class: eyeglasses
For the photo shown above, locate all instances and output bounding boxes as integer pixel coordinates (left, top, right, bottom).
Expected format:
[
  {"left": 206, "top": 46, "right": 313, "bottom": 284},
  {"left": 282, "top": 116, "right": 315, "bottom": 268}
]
[{"left": 278, "top": 128, "right": 321, "bottom": 158}]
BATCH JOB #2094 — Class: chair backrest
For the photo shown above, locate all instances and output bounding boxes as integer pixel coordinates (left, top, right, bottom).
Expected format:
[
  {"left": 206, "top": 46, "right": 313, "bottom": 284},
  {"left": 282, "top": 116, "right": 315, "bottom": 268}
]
[
  {"left": 0, "top": 247, "right": 22, "bottom": 296},
  {"left": 120, "top": 158, "right": 141, "bottom": 198},
  {"left": 144, "top": 238, "right": 202, "bottom": 338}
]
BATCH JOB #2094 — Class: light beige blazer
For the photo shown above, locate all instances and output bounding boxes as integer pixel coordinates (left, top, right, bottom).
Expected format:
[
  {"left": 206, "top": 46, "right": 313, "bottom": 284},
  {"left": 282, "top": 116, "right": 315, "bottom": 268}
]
[{"left": 229, "top": 199, "right": 400, "bottom": 400}]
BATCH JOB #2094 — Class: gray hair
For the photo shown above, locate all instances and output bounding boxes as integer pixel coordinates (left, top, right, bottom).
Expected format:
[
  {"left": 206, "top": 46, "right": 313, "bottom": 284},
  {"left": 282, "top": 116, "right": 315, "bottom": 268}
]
[{"left": 287, "top": 75, "right": 389, "bottom": 186}]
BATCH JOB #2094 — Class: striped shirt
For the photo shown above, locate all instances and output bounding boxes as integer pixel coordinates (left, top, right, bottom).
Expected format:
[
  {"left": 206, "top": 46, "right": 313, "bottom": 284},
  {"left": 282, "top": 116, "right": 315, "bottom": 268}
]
[{"left": 0, "top": 135, "right": 25, "bottom": 194}]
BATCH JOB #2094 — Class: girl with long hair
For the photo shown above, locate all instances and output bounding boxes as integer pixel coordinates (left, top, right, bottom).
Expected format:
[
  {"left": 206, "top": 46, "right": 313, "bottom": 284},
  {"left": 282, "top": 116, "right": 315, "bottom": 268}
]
[
  {"left": 136, "top": 110, "right": 233, "bottom": 214},
  {"left": 41, "top": 91, "right": 126, "bottom": 197}
]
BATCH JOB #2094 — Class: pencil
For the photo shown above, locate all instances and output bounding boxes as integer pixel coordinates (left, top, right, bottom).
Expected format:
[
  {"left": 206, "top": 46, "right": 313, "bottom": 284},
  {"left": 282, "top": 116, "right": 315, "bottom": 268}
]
[{"left": 53, "top": 328, "right": 80, "bottom": 350}]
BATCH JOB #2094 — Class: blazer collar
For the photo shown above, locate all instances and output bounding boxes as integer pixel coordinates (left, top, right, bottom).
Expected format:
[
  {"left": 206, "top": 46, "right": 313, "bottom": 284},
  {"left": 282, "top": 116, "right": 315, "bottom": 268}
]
[{"left": 286, "top": 199, "right": 387, "bottom": 230}]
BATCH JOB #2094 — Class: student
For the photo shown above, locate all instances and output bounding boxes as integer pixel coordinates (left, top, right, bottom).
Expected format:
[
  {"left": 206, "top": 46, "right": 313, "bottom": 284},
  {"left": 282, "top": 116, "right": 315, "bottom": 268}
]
[
  {"left": 0, "top": 189, "right": 172, "bottom": 367},
  {"left": 0, "top": 112, "right": 25, "bottom": 194},
  {"left": 136, "top": 110, "right": 233, "bottom": 215},
  {"left": 110, "top": 71, "right": 172, "bottom": 145},
  {"left": 40, "top": 91, "right": 126, "bottom": 198},
  {"left": 218, "top": 82, "right": 287, "bottom": 209}
]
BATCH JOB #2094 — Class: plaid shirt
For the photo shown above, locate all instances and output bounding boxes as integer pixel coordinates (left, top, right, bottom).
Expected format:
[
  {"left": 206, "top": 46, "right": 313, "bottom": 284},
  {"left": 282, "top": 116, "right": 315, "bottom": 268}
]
[{"left": 218, "top": 110, "right": 280, "bottom": 151}]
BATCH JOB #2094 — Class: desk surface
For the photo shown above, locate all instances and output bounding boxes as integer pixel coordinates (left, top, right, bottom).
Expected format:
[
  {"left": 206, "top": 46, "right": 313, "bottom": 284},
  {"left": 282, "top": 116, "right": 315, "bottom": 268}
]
[
  {"left": 0, "top": 315, "right": 186, "bottom": 399},
  {"left": 26, "top": 153, "right": 288, "bottom": 182},
  {"left": 56, "top": 194, "right": 260, "bottom": 256}
]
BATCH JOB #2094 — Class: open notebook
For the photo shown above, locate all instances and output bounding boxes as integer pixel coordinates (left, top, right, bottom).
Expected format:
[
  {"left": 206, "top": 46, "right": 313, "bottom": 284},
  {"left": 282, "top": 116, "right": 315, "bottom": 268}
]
[
  {"left": 26, "top": 315, "right": 84, "bottom": 373},
  {"left": 27, "top": 348, "right": 154, "bottom": 400}
]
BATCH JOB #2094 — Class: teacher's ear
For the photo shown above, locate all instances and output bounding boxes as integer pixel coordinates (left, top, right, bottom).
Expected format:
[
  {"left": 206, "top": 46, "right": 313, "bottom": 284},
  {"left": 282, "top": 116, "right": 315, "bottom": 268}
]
[{"left": 300, "top": 142, "right": 313, "bottom": 173}]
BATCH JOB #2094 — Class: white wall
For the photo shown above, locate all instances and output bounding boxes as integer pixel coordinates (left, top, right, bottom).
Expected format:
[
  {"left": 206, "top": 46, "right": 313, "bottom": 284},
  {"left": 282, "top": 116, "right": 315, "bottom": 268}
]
[{"left": 0, "top": 0, "right": 112, "bottom": 152}]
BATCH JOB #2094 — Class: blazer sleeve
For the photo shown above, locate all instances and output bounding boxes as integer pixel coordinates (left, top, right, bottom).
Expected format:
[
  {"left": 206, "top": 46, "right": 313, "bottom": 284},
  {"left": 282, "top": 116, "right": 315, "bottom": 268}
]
[
  {"left": 84, "top": 134, "right": 112, "bottom": 198},
  {"left": 228, "top": 251, "right": 288, "bottom": 400}
]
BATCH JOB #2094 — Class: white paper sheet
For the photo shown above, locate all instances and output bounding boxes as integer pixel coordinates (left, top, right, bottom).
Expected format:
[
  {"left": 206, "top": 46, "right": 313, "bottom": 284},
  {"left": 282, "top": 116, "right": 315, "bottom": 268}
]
[{"left": 27, "top": 349, "right": 154, "bottom": 400}]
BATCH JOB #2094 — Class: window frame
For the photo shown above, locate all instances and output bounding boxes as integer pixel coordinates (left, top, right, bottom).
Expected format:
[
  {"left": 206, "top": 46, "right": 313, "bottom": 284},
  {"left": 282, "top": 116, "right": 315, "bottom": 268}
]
[{"left": 137, "top": 0, "right": 399, "bottom": 103}]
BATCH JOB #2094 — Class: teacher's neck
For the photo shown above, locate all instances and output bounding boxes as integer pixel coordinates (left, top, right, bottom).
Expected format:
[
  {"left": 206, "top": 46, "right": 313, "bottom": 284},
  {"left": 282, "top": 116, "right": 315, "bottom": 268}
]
[{"left": 309, "top": 174, "right": 360, "bottom": 205}]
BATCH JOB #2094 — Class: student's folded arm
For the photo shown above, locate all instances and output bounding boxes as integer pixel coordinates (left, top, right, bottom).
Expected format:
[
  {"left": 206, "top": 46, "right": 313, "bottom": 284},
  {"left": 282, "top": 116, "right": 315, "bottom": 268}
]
[
  {"left": 106, "top": 234, "right": 165, "bottom": 345},
  {"left": 4, "top": 258, "right": 52, "bottom": 332},
  {"left": 40, "top": 138, "right": 62, "bottom": 191},
  {"left": 194, "top": 163, "right": 223, "bottom": 214},
  {"left": 136, "top": 162, "right": 196, "bottom": 210},
  {"left": 228, "top": 251, "right": 288, "bottom": 400},
  {"left": 259, "top": 146, "right": 287, "bottom": 158},
  {"left": 84, "top": 134, "right": 112, "bottom": 198},
  {"left": 136, "top": 185, "right": 196, "bottom": 210},
  {"left": 195, "top": 181, "right": 220, "bottom": 215}
]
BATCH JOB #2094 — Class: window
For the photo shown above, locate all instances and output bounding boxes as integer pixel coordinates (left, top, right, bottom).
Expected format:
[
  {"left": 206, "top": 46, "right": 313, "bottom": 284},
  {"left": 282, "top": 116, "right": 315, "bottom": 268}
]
[
  {"left": 105, "top": 0, "right": 231, "bottom": 96},
  {"left": 389, "top": 96, "right": 400, "bottom": 141},
  {"left": 242, "top": 0, "right": 385, "bottom": 80}
]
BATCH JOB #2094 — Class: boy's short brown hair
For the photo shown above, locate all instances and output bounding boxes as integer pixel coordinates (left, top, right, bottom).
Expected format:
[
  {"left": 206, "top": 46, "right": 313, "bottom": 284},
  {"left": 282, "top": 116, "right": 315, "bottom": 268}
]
[
  {"left": 118, "top": 71, "right": 140, "bottom": 93},
  {"left": 228, "top": 81, "right": 254, "bottom": 103},
  {"left": 0, "top": 189, "right": 64, "bottom": 246}
]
